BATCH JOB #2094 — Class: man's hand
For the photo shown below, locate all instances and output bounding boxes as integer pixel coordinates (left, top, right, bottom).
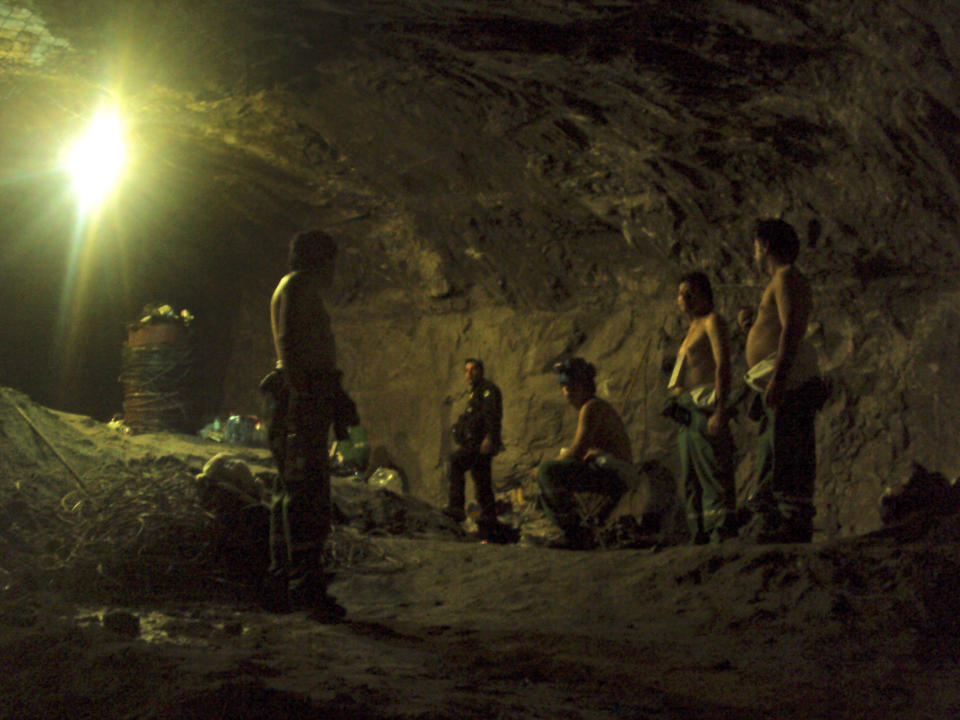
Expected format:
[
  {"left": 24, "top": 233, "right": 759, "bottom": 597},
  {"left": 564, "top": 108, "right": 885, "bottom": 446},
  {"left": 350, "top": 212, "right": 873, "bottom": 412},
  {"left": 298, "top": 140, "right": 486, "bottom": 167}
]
[
  {"left": 706, "top": 408, "right": 728, "bottom": 436},
  {"left": 764, "top": 378, "right": 784, "bottom": 409},
  {"left": 479, "top": 436, "right": 495, "bottom": 455},
  {"left": 737, "top": 306, "right": 755, "bottom": 332}
]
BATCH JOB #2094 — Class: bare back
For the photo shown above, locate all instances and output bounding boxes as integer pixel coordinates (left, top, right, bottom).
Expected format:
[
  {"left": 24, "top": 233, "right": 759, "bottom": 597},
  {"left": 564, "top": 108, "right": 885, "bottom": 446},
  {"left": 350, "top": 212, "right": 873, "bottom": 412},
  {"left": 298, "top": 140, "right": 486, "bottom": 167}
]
[{"left": 271, "top": 270, "right": 336, "bottom": 384}]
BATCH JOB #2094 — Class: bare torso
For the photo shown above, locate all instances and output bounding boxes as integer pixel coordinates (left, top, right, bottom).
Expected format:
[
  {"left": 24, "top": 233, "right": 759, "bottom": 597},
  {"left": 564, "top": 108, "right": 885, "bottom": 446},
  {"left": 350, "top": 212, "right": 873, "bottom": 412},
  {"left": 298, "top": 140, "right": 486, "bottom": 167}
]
[
  {"left": 675, "top": 313, "right": 720, "bottom": 393},
  {"left": 745, "top": 265, "right": 811, "bottom": 369},
  {"left": 572, "top": 397, "right": 633, "bottom": 464}
]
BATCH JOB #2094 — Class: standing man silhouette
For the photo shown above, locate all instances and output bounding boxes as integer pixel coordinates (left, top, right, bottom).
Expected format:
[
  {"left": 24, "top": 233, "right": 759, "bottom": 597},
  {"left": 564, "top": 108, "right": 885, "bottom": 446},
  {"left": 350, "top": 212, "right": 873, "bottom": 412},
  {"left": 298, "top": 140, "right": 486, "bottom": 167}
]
[{"left": 445, "top": 358, "right": 503, "bottom": 531}]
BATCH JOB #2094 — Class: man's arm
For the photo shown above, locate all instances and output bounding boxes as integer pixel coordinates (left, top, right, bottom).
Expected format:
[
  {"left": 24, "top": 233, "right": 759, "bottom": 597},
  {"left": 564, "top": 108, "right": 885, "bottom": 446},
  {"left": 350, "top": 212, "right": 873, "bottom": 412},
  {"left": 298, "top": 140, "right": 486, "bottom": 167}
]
[
  {"left": 559, "top": 400, "right": 595, "bottom": 460},
  {"left": 270, "top": 276, "right": 289, "bottom": 368},
  {"left": 479, "top": 384, "right": 502, "bottom": 454},
  {"left": 767, "top": 270, "right": 811, "bottom": 407},
  {"left": 276, "top": 278, "right": 309, "bottom": 390},
  {"left": 706, "top": 313, "right": 732, "bottom": 435}
]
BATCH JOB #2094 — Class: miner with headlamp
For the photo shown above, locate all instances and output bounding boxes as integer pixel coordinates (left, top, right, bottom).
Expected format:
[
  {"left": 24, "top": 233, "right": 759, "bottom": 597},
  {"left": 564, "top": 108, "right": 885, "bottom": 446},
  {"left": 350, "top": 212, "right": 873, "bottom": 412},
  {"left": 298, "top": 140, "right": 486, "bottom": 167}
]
[{"left": 536, "top": 357, "right": 637, "bottom": 549}]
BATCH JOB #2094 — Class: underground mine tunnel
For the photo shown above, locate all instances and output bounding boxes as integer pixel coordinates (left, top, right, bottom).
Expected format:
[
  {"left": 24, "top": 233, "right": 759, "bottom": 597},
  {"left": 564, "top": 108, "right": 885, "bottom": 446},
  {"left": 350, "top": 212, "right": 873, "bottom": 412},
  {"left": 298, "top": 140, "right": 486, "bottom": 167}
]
[{"left": 1, "top": 2, "right": 959, "bottom": 718}]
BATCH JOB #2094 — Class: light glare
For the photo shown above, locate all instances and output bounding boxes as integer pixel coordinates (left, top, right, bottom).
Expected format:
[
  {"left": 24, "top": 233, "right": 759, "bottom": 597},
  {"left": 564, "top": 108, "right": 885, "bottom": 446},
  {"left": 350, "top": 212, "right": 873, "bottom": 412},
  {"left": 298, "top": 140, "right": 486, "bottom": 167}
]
[{"left": 66, "top": 108, "right": 126, "bottom": 210}]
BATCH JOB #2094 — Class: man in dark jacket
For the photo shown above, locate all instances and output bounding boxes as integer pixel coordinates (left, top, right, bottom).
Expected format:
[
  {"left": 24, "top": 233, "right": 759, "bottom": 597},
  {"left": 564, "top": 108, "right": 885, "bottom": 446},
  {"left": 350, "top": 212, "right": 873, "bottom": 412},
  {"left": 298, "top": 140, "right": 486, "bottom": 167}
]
[{"left": 445, "top": 358, "right": 503, "bottom": 526}]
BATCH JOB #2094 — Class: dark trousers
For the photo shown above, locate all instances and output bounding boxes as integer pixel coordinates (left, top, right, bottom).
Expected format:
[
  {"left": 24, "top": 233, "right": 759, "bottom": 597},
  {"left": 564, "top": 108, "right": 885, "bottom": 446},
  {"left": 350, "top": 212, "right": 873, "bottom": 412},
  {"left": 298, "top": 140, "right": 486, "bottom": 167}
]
[
  {"left": 266, "top": 382, "right": 333, "bottom": 588},
  {"left": 537, "top": 459, "right": 626, "bottom": 538},
  {"left": 752, "top": 379, "right": 821, "bottom": 539},
  {"left": 448, "top": 448, "right": 495, "bottom": 519}
]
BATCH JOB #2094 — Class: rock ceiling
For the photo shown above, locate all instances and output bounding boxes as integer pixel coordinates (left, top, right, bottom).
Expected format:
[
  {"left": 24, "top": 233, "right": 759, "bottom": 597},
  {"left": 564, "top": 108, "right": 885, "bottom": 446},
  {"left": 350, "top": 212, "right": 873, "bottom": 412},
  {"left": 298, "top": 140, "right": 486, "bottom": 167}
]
[{"left": 4, "top": 0, "right": 960, "bottom": 307}]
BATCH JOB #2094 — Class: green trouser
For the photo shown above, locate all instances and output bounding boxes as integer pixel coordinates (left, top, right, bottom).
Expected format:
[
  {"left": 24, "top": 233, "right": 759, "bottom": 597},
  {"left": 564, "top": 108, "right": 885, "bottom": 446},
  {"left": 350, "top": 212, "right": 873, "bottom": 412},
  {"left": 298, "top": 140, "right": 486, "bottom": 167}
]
[
  {"left": 676, "top": 394, "right": 735, "bottom": 544},
  {"left": 752, "top": 379, "right": 819, "bottom": 539}
]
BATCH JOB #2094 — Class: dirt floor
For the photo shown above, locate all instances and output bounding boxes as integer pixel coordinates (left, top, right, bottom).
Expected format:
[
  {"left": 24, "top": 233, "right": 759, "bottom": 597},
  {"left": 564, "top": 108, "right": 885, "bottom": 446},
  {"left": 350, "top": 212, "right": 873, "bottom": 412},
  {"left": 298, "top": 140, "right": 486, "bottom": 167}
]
[{"left": 1, "top": 387, "right": 959, "bottom": 719}]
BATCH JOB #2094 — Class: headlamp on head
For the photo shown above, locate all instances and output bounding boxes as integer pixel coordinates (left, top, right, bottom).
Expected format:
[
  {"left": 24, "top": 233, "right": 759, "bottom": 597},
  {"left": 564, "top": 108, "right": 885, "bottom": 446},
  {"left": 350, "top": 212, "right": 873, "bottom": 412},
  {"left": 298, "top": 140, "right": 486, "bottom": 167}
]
[{"left": 552, "top": 357, "right": 596, "bottom": 386}]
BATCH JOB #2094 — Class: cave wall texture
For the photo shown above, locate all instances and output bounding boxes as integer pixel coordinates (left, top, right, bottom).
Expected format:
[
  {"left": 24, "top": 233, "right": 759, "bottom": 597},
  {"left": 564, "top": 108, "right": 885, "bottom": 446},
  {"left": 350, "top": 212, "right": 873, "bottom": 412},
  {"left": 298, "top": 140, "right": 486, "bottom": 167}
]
[{"left": 2, "top": 1, "right": 960, "bottom": 535}]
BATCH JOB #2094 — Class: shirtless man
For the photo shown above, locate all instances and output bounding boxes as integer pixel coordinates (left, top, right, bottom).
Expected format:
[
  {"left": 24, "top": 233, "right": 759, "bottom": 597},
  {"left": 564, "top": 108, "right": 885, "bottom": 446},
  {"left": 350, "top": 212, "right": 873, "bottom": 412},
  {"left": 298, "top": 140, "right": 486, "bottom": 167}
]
[
  {"left": 260, "top": 229, "right": 347, "bottom": 619},
  {"left": 537, "top": 357, "right": 637, "bottom": 549},
  {"left": 740, "top": 218, "right": 823, "bottom": 543},
  {"left": 667, "top": 272, "right": 735, "bottom": 544}
]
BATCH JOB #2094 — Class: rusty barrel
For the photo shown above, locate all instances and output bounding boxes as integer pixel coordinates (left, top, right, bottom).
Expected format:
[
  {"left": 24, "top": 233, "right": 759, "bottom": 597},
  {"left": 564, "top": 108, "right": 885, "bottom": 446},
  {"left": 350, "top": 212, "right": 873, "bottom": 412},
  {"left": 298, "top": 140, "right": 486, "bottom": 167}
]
[{"left": 120, "top": 320, "right": 195, "bottom": 433}]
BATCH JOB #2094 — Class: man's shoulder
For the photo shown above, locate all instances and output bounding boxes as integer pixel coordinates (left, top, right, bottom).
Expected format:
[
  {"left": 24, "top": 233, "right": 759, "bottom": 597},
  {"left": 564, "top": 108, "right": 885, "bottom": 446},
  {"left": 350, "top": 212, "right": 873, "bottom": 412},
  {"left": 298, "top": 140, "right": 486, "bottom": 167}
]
[
  {"left": 286, "top": 269, "right": 330, "bottom": 290},
  {"left": 774, "top": 264, "right": 808, "bottom": 286},
  {"left": 775, "top": 265, "right": 812, "bottom": 303},
  {"left": 786, "top": 265, "right": 811, "bottom": 290},
  {"left": 583, "top": 396, "right": 616, "bottom": 417},
  {"left": 479, "top": 379, "right": 501, "bottom": 398},
  {"left": 273, "top": 271, "right": 296, "bottom": 293},
  {"left": 692, "top": 311, "right": 726, "bottom": 333},
  {"left": 705, "top": 310, "right": 729, "bottom": 334},
  {"left": 276, "top": 270, "right": 306, "bottom": 295}
]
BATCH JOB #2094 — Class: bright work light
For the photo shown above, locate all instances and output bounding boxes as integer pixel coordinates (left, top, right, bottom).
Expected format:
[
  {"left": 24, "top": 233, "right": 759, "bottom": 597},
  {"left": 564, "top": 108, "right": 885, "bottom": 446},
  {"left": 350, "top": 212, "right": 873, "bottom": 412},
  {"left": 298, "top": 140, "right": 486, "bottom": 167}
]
[{"left": 65, "top": 108, "right": 126, "bottom": 211}]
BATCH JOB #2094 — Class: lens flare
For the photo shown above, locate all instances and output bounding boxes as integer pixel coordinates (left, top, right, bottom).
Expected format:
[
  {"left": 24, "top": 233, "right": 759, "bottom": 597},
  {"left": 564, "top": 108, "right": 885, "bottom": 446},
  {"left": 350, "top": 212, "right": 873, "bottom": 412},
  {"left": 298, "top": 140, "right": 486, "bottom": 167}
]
[{"left": 65, "top": 108, "right": 126, "bottom": 211}]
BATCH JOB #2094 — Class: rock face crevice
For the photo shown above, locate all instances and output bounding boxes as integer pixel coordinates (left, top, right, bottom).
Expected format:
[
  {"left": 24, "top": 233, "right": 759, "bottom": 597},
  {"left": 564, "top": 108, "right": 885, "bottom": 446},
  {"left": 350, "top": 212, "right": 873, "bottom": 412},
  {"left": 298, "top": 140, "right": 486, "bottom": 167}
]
[{"left": 2, "top": 1, "right": 960, "bottom": 535}]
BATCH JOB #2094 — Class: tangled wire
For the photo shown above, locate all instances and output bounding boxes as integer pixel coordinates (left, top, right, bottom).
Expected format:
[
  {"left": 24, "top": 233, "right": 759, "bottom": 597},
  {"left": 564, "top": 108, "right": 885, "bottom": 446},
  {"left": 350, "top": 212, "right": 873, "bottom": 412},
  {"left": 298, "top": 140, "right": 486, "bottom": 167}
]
[
  {"left": 1, "top": 459, "right": 218, "bottom": 602},
  {"left": 0, "top": 458, "right": 402, "bottom": 605}
]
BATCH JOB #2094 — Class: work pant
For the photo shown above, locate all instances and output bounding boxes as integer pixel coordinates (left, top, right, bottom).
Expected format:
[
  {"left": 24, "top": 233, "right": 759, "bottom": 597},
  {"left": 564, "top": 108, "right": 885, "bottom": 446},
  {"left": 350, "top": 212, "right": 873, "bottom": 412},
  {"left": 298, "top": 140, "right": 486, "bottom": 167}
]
[
  {"left": 537, "top": 459, "right": 626, "bottom": 538},
  {"left": 676, "top": 395, "right": 735, "bottom": 544},
  {"left": 448, "top": 448, "right": 495, "bottom": 520},
  {"left": 266, "top": 379, "right": 333, "bottom": 591},
  {"left": 751, "top": 379, "right": 821, "bottom": 541}
]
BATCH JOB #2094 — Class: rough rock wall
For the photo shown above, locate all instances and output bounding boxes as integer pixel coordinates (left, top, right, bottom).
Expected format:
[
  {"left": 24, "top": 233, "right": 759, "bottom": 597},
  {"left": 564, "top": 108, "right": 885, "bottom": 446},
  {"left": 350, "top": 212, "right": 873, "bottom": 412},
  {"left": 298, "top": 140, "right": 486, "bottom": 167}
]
[
  {"left": 332, "top": 297, "right": 673, "bottom": 506},
  {"left": 813, "top": 285, "right": 960, "bottom": 534},
  {"left": 3, "top": 1, "right": 960, "bottom": 535},
  {"left": 320, "top": 278, "right": 960, "bottom": 537},
  {"left": 204, "top": 1, "right": 960, "bottom": 535}
]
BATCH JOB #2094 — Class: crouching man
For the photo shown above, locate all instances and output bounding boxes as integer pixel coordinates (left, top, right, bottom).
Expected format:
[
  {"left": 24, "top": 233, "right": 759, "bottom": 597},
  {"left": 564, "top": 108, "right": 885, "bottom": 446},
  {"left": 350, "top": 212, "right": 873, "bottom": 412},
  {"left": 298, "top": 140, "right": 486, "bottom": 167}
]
[
  {"left": 666, "top": 272, "right": 736, "bottom": 544},
  {"left": 537, "top": 358, "right": 637, "bottom": 549}
]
